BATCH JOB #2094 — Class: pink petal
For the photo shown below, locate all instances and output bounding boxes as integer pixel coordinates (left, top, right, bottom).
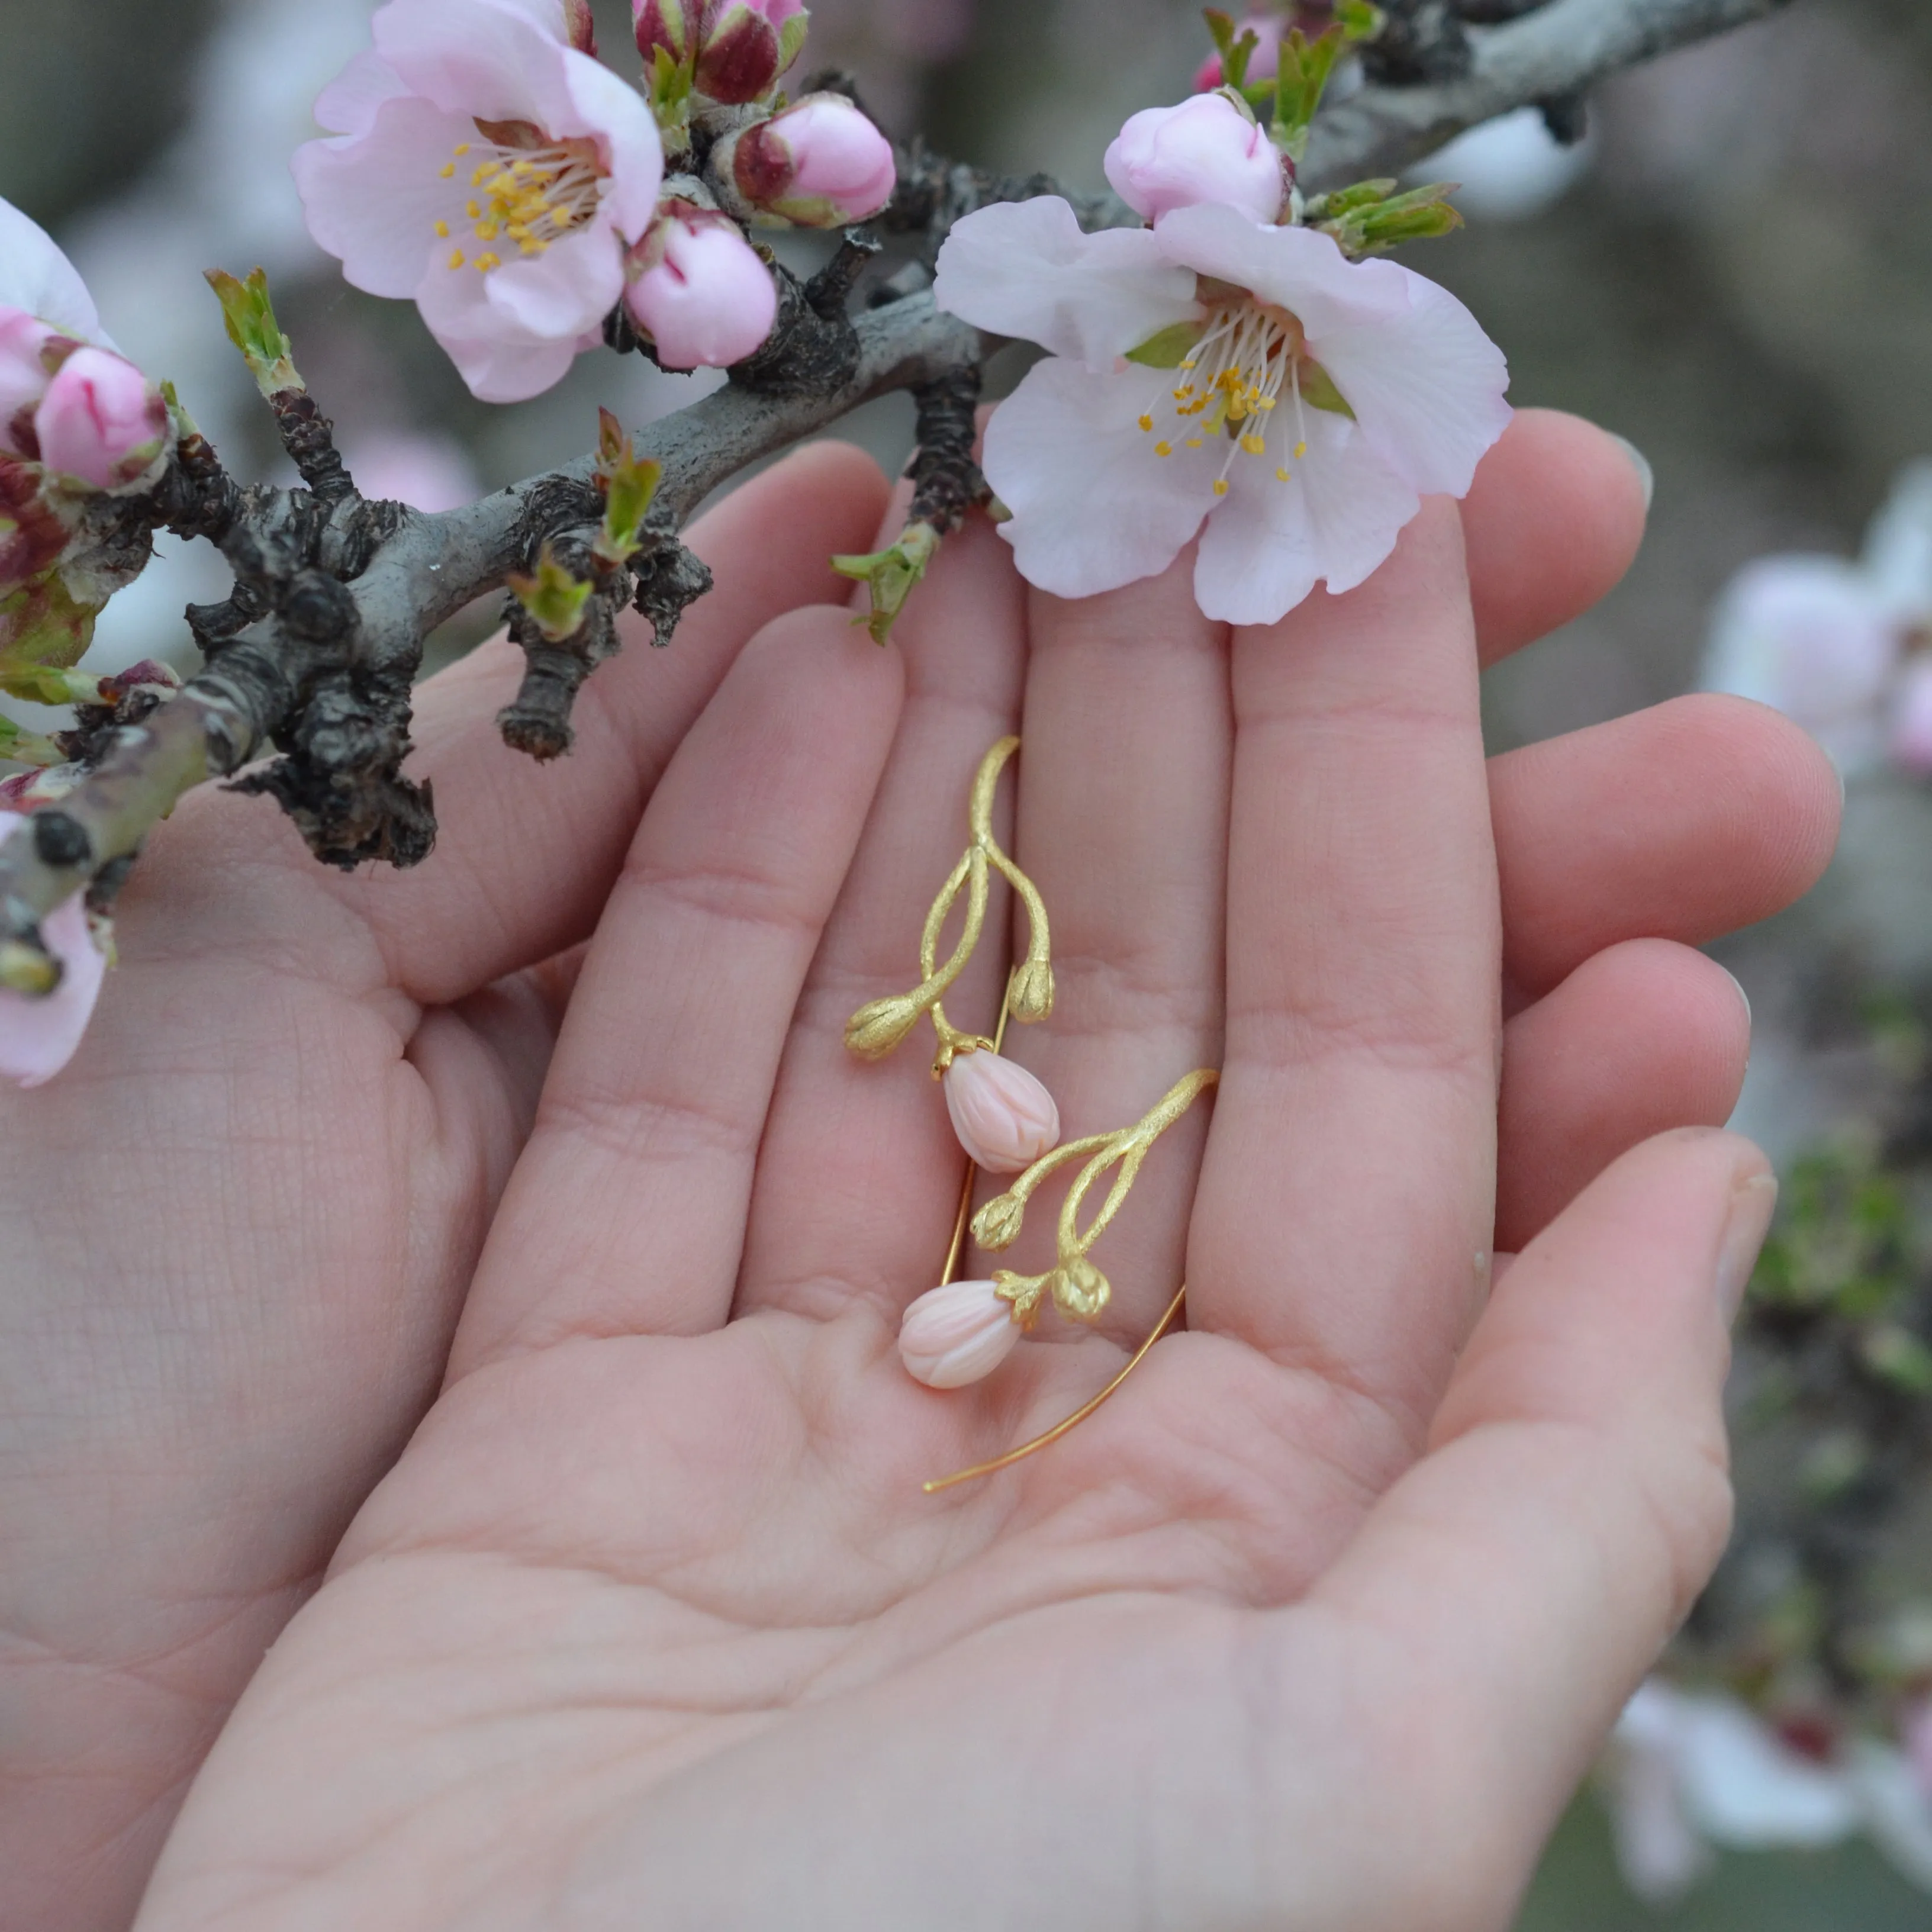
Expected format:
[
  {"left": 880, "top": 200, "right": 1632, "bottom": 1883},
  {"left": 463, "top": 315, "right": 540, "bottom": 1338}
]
[
  {"left": 294, "top": 93, "right": 476, "bottom": 298},
  {"left": 982, "top": 355, "right": 1221, "bottom": 600},
  {"left": 312, "top": 49, "right": 410, "bottom": 137},
  {"left": 1193, "top": 408, "right": 1421, "bottom": 626},
  {"left": 0, "top": 197, "right": 107, "bottom": 348},
  {"left": 373, "top": 0, "right": 569, "bottom": 121},
  {"left": 558, "top": 51, "right": 664, "bottom": 237},
  {"left": 933, "top": 197, "right": 1199, "bottom": 371},
  {"left": 0, "top": 814, "right": 105, "bottom": 1089}
]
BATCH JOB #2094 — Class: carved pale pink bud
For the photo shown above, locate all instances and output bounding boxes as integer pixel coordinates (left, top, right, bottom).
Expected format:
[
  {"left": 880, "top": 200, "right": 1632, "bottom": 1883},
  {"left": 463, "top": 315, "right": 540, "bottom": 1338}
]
[
  {"left": 899, "top": 1279, "right": 1022, "bottom": 1389},
  {"left": 943, "top": 1048, "right": 1059, "bottom": 1173}
]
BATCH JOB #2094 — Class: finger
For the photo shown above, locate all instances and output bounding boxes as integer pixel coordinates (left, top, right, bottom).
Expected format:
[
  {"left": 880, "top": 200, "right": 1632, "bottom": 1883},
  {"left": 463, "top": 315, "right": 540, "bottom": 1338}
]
[
  {"left": 1191, "top": 498, "right": 1500, "bottom": 1448},
  {"left": 1299, "top": 1129, "right": 1771, "bottom": 1901},
  {"left": 1463, "top": 408, "right": 1650, "bottom": 667},
  {"left": 311, "top": 440, "right": 893, "bottom": 1007},
  {"left": 449, "top": 603, "right": 903, "bottom": 1369},
  {"left": 988, "top": 555, "right": 1231, "bottom": 1345},
  {"left": 1496, "top": 939, "right": 1750, "bottom": 1252},
  {"left": 736, "top": 511, "right": 1031, "bottom": 1323},
  {"left": 1493, "top": 694, "right": 1840, "bottom": 1000}
]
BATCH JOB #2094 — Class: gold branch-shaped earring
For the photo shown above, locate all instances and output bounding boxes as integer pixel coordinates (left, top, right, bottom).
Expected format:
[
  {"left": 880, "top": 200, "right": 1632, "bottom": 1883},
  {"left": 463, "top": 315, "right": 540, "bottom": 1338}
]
[
  {"left": 907, "top": 1068, "right": 1218, "bottom": 1490},
  {"left": 843, "top": 736, "right": 1061, "bottom": 1174}
]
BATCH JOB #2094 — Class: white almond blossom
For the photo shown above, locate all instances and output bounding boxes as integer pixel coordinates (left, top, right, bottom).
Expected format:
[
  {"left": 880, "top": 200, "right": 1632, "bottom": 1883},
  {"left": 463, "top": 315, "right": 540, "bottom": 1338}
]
[
  {"left": 933, "top": 195, "right": 1511, "bottom": 626},
  {"left": 1604, "top": 1680, "right": 1932, "bottom": 1905}
]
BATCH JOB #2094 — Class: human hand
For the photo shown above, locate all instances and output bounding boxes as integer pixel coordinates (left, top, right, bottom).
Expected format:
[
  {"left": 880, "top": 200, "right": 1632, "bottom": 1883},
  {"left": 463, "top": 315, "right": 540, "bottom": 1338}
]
[
  {"left": 110, "top": 413, "right": 1836, "bottom": 1930},
  {"left": 0, "top": 442, "right": 894, "bottom": 1932}
]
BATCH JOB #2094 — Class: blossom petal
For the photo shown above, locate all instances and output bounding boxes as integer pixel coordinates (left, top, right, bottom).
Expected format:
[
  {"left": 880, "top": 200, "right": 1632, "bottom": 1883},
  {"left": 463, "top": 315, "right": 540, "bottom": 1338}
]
[
  {"left": 1192, "top": 408, "right": 1420, "bottom": 625},
  {"left": 312, "top": 49, "right": 411, "bottom": 137},
  {"left": 0, "top": 197, "right": 107, "bottom": 347},
  {"left": 982, "top": 356, "right": 1219, "bottom": 600},
  {"left": 556, "top": 51, "right": 662, "bottom": 236},
  {"left": 414, "top": 253, "right": 583, "bottom": 401},
  {"left": 373, "top": 0, "right": 572, "bottom": 123},
  {"left": 0, "top": 816, "right": 105, "bottom": 1089},
  {"left": 294, "top": 94, "right": 474, "bottom": 298},
  {"left": 934, "top": 198, "right": 1199, "bottom": 370},
  {"left": 478, "top": 226, "right": 623, "bottom": 340},
  {"left": 1155, "top": 202, "right": 1511, "bottom": 496}
]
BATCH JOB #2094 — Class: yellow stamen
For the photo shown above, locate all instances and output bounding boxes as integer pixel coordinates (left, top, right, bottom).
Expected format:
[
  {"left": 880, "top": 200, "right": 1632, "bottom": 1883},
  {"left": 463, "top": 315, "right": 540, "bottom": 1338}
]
[
  {"left": 1241, "top": 434, "right": 1266, "bottom": 456},
  {"left": 433, "top": 219, "right": 450, "bottom": 238},
  {"left": 475, "top": 251, "right": 502, "bottom": 272},
  {"left": 1295, "top": 440, "right": 1308, "bottom": 459},
  {"left": 447, "top": 248, "right": 465, "bottom": 269},
  {"left": 1276, "top": 466, "right": 1292, "bottom": 482},
  {"left": 1212, "top": 479, "right": 1229, "bottom": 495},
  {"left": 466, "top": 199, "right": 482, "bottom": 218},
  {"left": 1154, "top": 441, "right": 1172, "bottom": 456},
  {"left": 1185, "top": 437, "right": 1203, "bottom": 449},
  {"left": 453, "top": 141, "right": 472, "bottom": 156},
  {"left": 1138, "top": 414, "right": 1154, "bottom": 432},
  {"left": 439, "top": 162, "right": 456, "bottom": 179}
]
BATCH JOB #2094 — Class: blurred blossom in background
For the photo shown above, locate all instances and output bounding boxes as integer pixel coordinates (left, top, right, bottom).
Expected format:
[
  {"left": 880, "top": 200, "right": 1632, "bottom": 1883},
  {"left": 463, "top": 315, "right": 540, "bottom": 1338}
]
[{"left": 5, "top": 0, "right": 1932, "bottom": 1924}]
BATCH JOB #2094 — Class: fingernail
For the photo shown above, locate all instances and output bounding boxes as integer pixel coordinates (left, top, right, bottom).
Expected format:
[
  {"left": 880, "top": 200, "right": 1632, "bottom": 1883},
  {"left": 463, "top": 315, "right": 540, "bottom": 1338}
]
[
  {"left": 1724, "top": 968, "right": 1751, "bottom": 1027},
  {"left": 1716, "top": 1170, "right": 1778, "bottom": 1322},
  {"left": 1609, "top": 434, "right": 1653, "bottom": 512}
]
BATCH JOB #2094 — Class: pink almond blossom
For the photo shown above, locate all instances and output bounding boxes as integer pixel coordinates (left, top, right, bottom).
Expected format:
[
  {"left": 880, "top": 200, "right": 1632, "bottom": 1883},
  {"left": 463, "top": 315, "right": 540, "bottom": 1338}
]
[
  {"left": 1105, "top": 95, "right": 1287, "bottom": 228},
  {"left": 294, "top": 0, "right": 664, "bottom": 403},
  {"left": 34, "top": 347, "right": 169, "bottom": 490},
  {"left": 623, "top": 203, "right": 777, "bottom": 369},
  {"left": 933, "top": 194, "right": 1511, "bottom": 625},
  {"left": 0, "top": 813, "right": 106, "bottom": 1089}
]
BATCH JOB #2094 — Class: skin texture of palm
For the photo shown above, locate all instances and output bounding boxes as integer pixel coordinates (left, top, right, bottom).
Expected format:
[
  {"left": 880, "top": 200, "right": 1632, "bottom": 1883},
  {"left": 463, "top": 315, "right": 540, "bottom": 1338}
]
[{"left": 0, "top": 416, "right": 1838, "bottom": 1932}]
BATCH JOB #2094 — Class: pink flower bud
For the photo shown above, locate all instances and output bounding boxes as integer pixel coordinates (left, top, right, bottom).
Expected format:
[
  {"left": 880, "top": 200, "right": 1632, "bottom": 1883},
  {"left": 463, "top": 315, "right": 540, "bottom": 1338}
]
[
  {"left": 0, "top": 812, "right": 106, "bottom": 1089},
  {"left": 623, "top": 204, "right": 778, "bottom": 369},
  {"left": 633, "top": 0, "right": 695, "bottom": 63},
  {"left": 943, "top": 1049, "right": 1060, "bottom": 1173},
  {"left": 33, "top": 347, "right": 166, "bottom": 490},
  {"left": 1104, "top": 95, "right": 1287, "bottom": 227},
  {"left": 0, "top": 308, "right": 67, "bottom": 457},
  {"left": 695, "top": 0, "right": 808, "bottom": 105},
  {"left": 726, "top": 94, "right": 897, "bottom": 228},
  {"left": 899, "top": 1279, "right": 1022, "bottom": 1389},
  {"left": 1193, "top": 15, "right": 1288, "bottom": 91},
  {"left": 1891, "top": 655, "right": 1932, "bottom": 777}
]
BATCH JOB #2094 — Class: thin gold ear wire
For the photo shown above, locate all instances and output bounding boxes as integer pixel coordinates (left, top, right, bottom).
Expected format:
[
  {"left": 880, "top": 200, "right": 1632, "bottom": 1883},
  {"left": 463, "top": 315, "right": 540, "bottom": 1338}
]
[
  {"left": 843, "top": 736, "right": 1055, "bottom": 1074},
  {"left": 971, "top": 1068, "right": 1218, "bottom": 1326},
  {"left": 923, "top": 1068, "right": 1218, "bottom": 1493}
]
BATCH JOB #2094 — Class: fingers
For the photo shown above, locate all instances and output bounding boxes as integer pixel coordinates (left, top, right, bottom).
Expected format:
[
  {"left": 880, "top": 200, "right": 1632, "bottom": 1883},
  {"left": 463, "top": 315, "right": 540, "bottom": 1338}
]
[
  {"left": 1300, "top": 1129, "right": 1771, "bottom": 1892},
  {"left": 322, "top": 440, "right": 893, "bottom": 1007},
  {"left": 1493, "top": 694, "right": 1840, "bottom": 1001},
  {"left": 1496, "top": 939, "right": 1751, "bottom": 1252},
  {"left": 447, "top": 604, "right": 903, "bottom": 1370},
  {"left": 1462, "top": 408, "right": 1651, "bottom": 667},
  {"left": 740, "top": 512, "right": 1032, "bottom": 1323},
  {"left": 1190, "top": 498, "right": 1500, "bottom": 1448}
]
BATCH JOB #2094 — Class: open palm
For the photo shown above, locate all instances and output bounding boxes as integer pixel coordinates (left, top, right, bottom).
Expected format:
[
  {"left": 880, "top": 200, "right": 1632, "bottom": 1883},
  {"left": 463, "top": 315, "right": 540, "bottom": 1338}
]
[{"left": 4, "top": 418, "right": 1837, "bottom": 1932}]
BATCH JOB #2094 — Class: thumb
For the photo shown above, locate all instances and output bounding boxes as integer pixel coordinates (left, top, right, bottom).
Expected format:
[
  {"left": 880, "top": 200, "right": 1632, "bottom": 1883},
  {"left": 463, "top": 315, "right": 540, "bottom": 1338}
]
[{"left": 1302, "top": 1126, "right": 1775, "bottom": 1900}]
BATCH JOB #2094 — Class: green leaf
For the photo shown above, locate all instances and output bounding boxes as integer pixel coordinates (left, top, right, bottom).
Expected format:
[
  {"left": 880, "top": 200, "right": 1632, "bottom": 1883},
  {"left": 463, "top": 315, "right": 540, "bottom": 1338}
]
[
  {"left": 1125, "top": 320, "right": 1207, "bottom": 369},
  {"left": 592, "top": 407, "right": 662, "bottom": 568},
  {"left": 507, "top": 544, "right": 594, "bottom": 643},
  {"left": 1316, "top": 181, "right": 1464, "bottom": 257},
  {"left": 830, "top": 520, "right": 941, "bottom": 645},
  {"left": 777, "top": 10, "right": 810, "bottom": 76},
  {"left": 205, "top": 268, "right": 302, "bottom": 398}
]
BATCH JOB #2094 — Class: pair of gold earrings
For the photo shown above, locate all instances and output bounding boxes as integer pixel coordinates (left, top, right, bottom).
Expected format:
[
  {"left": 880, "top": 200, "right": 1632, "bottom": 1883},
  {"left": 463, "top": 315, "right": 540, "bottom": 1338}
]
[{"left": 843, "top": 736, "right": 1216, "bottom": 1488}]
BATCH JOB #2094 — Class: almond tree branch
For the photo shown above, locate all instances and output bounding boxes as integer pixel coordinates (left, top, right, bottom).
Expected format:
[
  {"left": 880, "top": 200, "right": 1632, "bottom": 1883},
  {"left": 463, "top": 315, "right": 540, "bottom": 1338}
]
[
  {"left": 0, "top": 0, "right": 1801, "bottom": 983},
  {"left": 1303, "top": 0, "right": 1796, "bottom": 187}
]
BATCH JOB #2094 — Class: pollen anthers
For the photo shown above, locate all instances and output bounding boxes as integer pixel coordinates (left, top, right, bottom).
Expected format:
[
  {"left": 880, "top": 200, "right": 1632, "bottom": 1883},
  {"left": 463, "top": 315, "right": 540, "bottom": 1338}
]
[
  {"left": 843, "top": 736, "right": 1054, "bottom": 1072},
  {"left": 968, "top": 1067, "right": 1219, "bottom": 1328},
  {"left": 1140, "top": 294, "right": 1316, "bottom": 493},
  {"left": 433, "top": 127, "right": 605, "bottom": 275}
]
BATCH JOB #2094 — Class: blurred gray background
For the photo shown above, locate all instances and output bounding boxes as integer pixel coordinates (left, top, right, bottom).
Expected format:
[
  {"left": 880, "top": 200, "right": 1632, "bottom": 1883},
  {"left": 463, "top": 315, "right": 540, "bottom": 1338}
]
[{"left": 4, "top": 0, "right": 1930, "bottom": 1923}]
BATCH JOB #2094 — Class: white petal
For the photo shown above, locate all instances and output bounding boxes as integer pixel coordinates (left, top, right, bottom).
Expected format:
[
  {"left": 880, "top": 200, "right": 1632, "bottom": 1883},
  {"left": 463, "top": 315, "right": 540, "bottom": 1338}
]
[
  {"left": 413, "top": 253, "right": 581, "bottom": 401},
  {"left": 555, "top": 51, "right": 663, "bottom": 237},
  {"left": 481, "top": 225, "right": 622, "bottom": 339},
  {"left": 1673, "top": 1695, "right": 1862, "bottom": 1849},
  {"left": 0, "top": 197, "right": 105, "bottom": 346},
  {"left": 293, "top": 94, "right": 474, "bottom": 298},
  {"left": 1192, "top": 410, "right": 1420, "bottom": 626},
  {"left": 1601, "top": 1689, "right": 1714, "bottom": 1907},
  {"left": 1863, "top": 459, "right": 1932, "bottom": 628},
  {"left": 1850, "top": 1744, "right": 1932, "bottom": 1894},
  {"left": 373, "top": 0, "right": 571, "bottom": 123},
  {"left": 933, "top": 198, "right": 1199, "bottom": 370},
  {"left": 1156, "top": 204, "right": 1512, "bottom": 495},
  {"left": 982, "top": 356, "right": 1220, "bottom": 600},
  {"left": 312, "top": 49, "right": 410, "bottom": 137}
]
